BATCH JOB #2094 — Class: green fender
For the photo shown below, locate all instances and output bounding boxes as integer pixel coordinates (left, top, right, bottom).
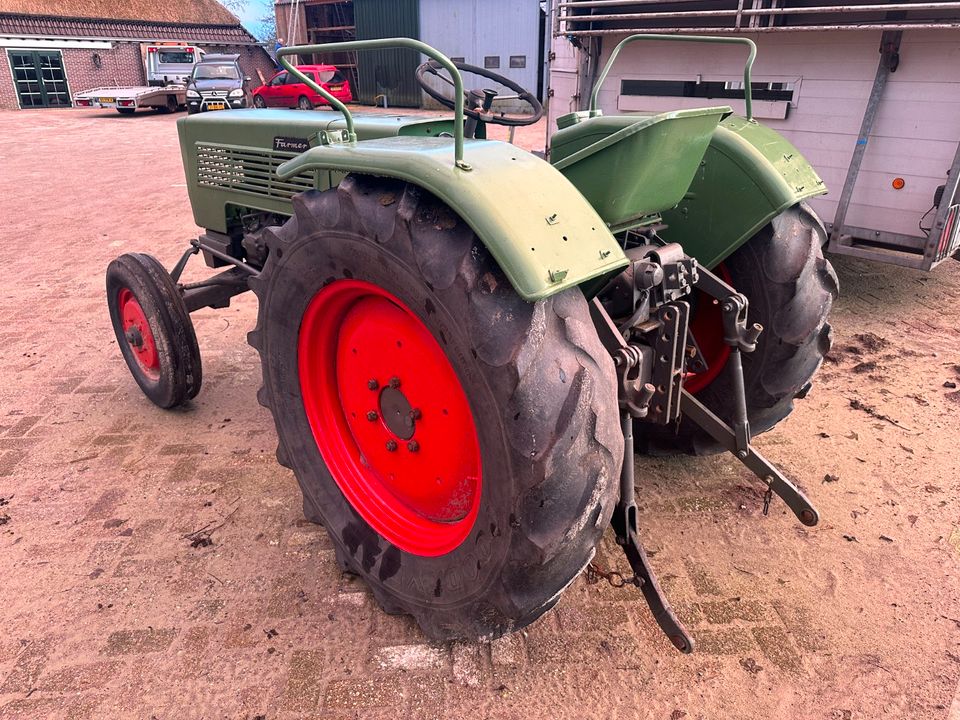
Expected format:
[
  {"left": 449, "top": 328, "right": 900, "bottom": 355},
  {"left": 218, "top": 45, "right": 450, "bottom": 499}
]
[
  {"left": 277, "top": 136, "right": 629, "bottom": 301},
  {"left": 659, "top": 116, "right": 827, "bottom": 268}
]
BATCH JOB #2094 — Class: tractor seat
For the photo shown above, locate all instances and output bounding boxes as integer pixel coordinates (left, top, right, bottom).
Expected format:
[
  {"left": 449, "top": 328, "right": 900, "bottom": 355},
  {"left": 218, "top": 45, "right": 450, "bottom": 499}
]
[{"left": 551, "top": 107, "right": 731, "bottom": 230}]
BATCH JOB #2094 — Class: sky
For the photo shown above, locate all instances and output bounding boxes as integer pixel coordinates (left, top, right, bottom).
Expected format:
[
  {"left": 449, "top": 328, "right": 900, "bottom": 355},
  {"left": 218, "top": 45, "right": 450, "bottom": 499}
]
[{"left": 234, "top": 0, "right": 275, "bottom": 41}]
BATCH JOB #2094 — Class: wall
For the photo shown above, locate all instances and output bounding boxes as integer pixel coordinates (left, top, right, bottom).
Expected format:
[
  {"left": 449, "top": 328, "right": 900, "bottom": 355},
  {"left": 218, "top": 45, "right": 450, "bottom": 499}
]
[
  {"left": 0, "top": 42, "right": 143, "bottom": 110},
  {"left": 549, "top": 29, "right": 960, "bottom": 239},
  {"left": 546, "top": 32, "right": 581, "bottom": 126},
  {"left": 355, "top": 0, "right": 421, "bottom": 106},
  {"left": 64, "top": 43, "right": 144, "bottom": 94},
  {"left": 275, "top": 2, "right": 308, "bottom": 48},
  {"left": 419, "top": 0, "right": 541, "bottom": 109}
]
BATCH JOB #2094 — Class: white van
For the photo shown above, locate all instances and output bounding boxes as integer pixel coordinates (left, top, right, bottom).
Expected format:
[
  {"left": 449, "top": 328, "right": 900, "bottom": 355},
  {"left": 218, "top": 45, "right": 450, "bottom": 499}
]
[{"left": 146, "top": 45, "right": 204, "bottom": 86}]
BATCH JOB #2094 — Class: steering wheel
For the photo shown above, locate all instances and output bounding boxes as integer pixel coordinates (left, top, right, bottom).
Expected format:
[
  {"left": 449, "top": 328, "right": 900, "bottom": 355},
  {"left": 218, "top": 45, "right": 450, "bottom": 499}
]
[{"left": 415, "top": 60, "right": 543, "bottom": 127}]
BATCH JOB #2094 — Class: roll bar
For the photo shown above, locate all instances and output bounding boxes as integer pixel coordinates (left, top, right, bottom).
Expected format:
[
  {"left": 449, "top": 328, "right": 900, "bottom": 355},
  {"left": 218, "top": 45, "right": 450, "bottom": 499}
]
[{"left": 277, "top": 38, "right": 469, "bottom": 168}]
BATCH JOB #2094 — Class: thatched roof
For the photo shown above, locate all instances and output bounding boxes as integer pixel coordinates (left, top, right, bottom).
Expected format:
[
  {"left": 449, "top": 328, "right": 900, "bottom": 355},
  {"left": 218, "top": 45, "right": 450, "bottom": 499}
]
[{"left": 0, "top": 0, "right": 240, "bottom": 25}]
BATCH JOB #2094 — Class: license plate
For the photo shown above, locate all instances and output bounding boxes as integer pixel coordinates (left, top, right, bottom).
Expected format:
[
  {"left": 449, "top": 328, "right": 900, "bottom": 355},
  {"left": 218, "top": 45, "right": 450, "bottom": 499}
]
[
  {"left": 207, "top": 102, "right": 226, "bottom": 110},
  {"left": 328, "top": 84, "right": 343, "bottom": 92},
  {"left": 98, "top": 97, "right": 115, "bottom": 104}
]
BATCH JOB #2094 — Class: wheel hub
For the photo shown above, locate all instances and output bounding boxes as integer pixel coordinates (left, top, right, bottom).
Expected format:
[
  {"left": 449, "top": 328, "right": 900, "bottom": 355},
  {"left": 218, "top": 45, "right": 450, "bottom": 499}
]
[
  {"left": 378, "top": 384, "right": 415, "bottom": 440},
  {"left": 125, "top": 326, "right": 144, "bottom": 348}
]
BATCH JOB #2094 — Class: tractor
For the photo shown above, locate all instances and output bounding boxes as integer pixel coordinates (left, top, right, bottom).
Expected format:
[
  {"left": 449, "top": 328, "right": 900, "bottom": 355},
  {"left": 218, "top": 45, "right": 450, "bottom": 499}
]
[{"left": 106, "top": 37, "right": 837, "bottom": 651}]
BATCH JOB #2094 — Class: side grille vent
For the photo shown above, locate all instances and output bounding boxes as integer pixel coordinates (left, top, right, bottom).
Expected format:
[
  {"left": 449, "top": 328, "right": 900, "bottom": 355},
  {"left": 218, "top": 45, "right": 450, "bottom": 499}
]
[{"left": 196, "top": 142, "right": 315, "bottom": 201}]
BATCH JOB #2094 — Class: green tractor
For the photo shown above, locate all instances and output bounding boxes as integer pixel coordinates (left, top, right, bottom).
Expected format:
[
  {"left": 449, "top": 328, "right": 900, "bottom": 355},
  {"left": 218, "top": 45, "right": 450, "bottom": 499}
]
[{"left": 106, "top": 37, "right": 836, "bottom": 651}]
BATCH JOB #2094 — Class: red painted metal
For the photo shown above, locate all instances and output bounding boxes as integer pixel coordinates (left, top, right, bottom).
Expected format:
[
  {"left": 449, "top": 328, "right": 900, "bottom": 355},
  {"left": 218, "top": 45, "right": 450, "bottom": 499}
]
[
  {"left": 118, "top": 288, "right": 160, "bottom": 380},
  {"left": 685, "top": 264, "right": 733, "bottom": 394},
  {"left": 298, "top": 280, "right": 482, "bottom": 557}
]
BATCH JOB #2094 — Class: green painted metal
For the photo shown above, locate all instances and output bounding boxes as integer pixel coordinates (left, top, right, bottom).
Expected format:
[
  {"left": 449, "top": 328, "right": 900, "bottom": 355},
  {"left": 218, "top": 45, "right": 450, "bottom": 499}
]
[
  {"left": 179, "top": 109, "right": 460, "bottom": 232},
  {"left": 275, "top": 136, "right": 629, "bottom": 301},
  {"left": 590, "top": 34, "right": 757, "bottom": 121},
  {"left": 277, "top": 38, "right": 468, "bottom": 167},
  {"left": 354, "top": 0, "right": 421, "bottom": 107},
  {"left": 550, "top": 107, "right": 729, "bottom": 230},
  {"left": 659, "top": 116, "right": 827, "bottom": 268},
  {"left": 182, "top": 34, "right": 819, "bottom": 301}
]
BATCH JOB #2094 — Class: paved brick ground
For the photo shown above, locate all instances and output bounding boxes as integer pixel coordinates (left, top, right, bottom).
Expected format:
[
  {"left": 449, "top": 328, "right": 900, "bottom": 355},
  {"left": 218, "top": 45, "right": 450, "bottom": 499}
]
[{"left": 0, "top": 107, "right": 959, "bottom": 719}]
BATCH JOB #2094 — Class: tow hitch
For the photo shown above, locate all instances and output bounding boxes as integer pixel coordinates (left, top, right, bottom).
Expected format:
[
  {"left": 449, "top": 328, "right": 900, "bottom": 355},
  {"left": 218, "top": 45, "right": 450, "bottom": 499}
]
[{"left": 591, "top": 243, "right": 820, "bottom": 653}]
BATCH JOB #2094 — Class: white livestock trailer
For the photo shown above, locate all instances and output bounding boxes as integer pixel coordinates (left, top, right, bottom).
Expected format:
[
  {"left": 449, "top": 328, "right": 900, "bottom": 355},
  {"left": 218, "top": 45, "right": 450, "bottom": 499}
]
[{"left": 548, "top": 0, "right": 960, "bottom": 270}]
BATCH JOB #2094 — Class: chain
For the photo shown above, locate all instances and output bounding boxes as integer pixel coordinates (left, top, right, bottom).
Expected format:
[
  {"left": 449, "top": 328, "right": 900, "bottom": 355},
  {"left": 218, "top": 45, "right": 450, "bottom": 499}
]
[
  {"left": 586, "top": 562, "right": 638, "bottom": 589},
  {"left": 762, "top": 486, "right": 773, "bottom": 516}
]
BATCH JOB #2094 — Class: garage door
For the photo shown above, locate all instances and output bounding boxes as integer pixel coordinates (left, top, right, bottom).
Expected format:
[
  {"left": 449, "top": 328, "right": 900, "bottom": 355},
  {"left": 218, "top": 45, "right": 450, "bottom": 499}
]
[{"left": 8, "top": 51, "right": 71, "bottom": 108}]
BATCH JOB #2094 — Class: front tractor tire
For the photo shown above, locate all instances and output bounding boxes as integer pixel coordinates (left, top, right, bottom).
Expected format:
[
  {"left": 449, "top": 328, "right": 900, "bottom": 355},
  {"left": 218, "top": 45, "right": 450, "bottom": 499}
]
[
  {"left": 248, "top": 176, "right": 623, "bottom": 640},
  {"left": 639, "top": 203, "right": 839, "bottom": 455},
  {"left": 106, "top": 253, "right": 202, "bottom": 408}
]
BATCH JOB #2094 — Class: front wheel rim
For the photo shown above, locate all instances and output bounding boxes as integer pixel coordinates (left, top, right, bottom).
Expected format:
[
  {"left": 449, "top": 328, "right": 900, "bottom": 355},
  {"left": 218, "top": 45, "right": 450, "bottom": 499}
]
[{"left": 298, "top": 279, "right": 482, "bottom": 557}]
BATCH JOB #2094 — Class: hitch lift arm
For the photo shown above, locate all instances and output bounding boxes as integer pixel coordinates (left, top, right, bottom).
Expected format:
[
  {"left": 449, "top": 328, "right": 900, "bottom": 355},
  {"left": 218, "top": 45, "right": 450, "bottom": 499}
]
[
  {"left": 592, "top": 297, "right": 695, "bottom": 653},
  {"left": 692, "top": 264, "right": 819, "bottom": 527}
]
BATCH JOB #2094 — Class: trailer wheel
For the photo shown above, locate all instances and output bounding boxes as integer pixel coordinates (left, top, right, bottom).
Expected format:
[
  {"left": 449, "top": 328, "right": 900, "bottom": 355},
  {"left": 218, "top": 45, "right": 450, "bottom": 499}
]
[
  {"left": 248, "top": 176, "right": 622, "bottom": 640},
  {"left": 638, "top": 203, "right": 838, "bottom": 455},
  {"left": 106, "top": 253, "right": 202, "bottom": 409},
  {"left": 297, "top": 95, "right": 313, "bottom": 111}
]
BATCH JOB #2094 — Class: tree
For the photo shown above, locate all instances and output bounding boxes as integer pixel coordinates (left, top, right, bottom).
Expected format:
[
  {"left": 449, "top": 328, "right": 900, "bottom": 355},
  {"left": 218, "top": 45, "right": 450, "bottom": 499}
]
[{"left": 257, "top": 10, "right": 277, "bottom": 46}]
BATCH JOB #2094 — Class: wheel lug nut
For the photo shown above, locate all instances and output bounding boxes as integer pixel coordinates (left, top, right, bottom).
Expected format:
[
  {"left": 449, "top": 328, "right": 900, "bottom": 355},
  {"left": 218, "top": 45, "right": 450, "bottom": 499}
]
[
  {"left": 385, "top": 440, "right": 398, "bottom": 452},
  {"left": 407, "top": 440, "right": 419, "bottom": 452},
  {"left": 389, "top": 376, "right": 401, "bottom": 389},
  {"left": 367, "top": 379, "right": 379, "bottom": 390},
  {"left": 366, "top": 411, "right": 378, "bottom": 421},
  {"left": 409, "top": 408, "right": 422, "bottom": 420}
]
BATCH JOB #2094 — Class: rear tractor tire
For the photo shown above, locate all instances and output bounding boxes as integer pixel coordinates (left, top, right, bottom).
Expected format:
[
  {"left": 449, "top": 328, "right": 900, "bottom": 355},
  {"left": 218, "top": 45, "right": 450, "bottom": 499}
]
[
  {"left": 248, "top": 176, "right": 623, "bottom": 640},
  {"left": 638, "top": 203, "right": 838, "bottom": 455},
  {"left": 106, "top": 253, "right": 202, "bottom": 409}
]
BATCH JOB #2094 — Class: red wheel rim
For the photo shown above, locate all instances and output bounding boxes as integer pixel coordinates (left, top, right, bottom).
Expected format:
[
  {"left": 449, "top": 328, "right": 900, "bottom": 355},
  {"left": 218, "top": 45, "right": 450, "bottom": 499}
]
[
  {"left": 298, "top": 280, "right": 482, "bottom": 557},
  {"left": 685, "top": 263, "right": 733, "bottom": 394},
  {"left": 118, "top": 288, "right": 160, "bottom": 380}
]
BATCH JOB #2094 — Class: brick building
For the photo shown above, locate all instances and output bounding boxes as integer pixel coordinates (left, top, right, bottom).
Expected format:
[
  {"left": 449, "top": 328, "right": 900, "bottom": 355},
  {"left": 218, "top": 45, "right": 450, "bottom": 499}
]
[{"left": 0, "top": 0, "right": 276, "bottom": 110}]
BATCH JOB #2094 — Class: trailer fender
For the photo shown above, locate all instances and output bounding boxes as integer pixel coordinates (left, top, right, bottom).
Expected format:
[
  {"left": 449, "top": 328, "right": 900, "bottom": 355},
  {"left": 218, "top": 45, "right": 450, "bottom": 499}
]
[
  {"left": 276, "top": 136, "right": 628, "bottom": 301},
  {"left": 660, "top": 116, "right": 827, "bottom": 268}
]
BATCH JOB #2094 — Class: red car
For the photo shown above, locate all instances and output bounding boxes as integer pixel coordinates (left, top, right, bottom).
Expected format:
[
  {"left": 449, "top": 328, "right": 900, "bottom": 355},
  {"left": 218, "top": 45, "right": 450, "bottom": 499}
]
[{"left": 252, "top": 65, "right": 353, "bottom": 110}]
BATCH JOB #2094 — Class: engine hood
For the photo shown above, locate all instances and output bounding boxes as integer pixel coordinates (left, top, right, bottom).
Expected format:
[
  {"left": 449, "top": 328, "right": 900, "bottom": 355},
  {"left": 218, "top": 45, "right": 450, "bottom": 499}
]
[{"left": 189, "top": 78, "right": 240, "bottom": 92}]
